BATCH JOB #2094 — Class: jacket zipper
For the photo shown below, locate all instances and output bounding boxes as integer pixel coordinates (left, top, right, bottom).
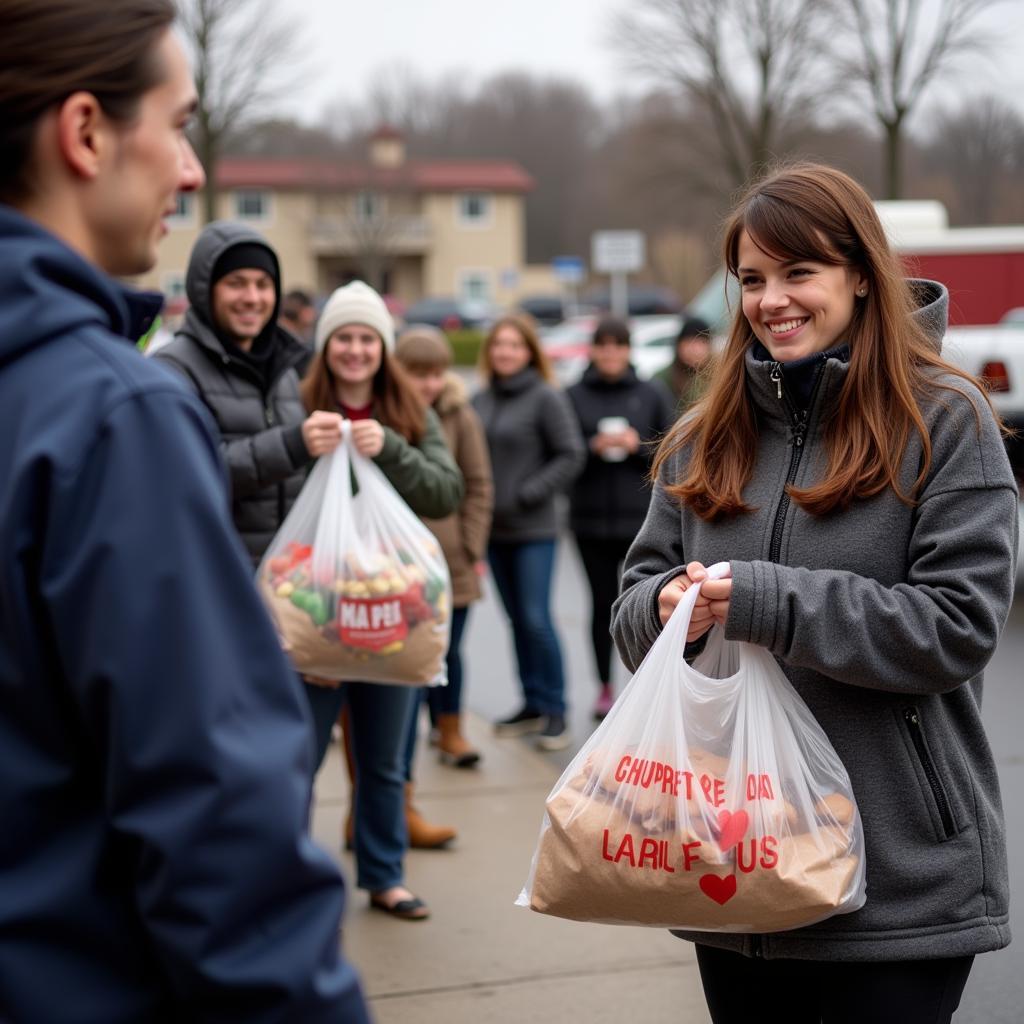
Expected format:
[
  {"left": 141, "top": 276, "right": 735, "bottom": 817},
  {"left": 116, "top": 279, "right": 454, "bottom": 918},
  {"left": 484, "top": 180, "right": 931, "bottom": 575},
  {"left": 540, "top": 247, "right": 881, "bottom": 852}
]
[
  {"left": 767, "top": 363, "right": 809, "bottom": 564},
  {"left": 903, "top": 708, "right": 957, "bottom": 839},
  {"left": 749, "top": 361, "right": 811, "bottom": 964},
  {"left": 754, "top": 360, "right": 818, "bottom": 962},
  {"left": 604, "top": 393, "right": 621, "bottom": 526},
  {"left": 263, "top": 394, "right": 286, "bottom": 525}
]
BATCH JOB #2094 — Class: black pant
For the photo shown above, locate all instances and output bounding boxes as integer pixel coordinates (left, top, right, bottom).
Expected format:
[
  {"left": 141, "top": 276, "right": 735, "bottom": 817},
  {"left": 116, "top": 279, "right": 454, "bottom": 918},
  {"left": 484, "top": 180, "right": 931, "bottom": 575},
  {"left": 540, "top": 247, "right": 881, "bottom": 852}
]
[
  {"left": 695, "top": 944, "right": 974, "bottom": 1024},
  {"left": 574, "top": 534, "right": 634, "bottom": 684}
]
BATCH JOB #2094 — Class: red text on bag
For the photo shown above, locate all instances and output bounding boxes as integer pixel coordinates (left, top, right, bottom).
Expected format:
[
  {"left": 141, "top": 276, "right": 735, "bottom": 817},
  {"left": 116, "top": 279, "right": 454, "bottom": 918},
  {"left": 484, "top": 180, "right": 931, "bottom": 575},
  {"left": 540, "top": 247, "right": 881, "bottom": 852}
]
[{"left": 338, "top": 597, "right": 409, "bottom": 650}]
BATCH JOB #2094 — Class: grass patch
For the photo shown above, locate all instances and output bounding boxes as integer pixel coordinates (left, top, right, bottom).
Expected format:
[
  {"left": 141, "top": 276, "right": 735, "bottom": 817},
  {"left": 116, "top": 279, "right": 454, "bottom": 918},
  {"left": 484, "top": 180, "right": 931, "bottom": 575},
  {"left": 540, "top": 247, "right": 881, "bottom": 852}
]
[{"left": 447, "top": 329, "right": 484, "bottom": 366}]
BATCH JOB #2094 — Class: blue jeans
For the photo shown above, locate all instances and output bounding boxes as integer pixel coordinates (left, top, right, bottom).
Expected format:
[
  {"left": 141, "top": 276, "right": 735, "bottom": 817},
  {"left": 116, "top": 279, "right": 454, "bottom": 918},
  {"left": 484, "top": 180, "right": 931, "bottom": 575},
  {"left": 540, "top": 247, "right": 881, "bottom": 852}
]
[
  {"left": 304, "top": 680, "right": 418, "bottom": 892},
  {"left": 487, "top": 539, "right": 566, "bottom": 716},
  {"left": 403, "top": 605, "right": 470, "bottom": 779}
]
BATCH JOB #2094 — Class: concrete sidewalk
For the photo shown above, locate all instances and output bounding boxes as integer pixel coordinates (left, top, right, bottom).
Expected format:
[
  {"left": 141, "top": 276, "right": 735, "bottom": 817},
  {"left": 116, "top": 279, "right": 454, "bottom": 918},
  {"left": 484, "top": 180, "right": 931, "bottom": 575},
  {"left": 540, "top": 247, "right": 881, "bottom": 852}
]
[{"left": 311, "top": 713, "right": 712, "bottom": 1024}]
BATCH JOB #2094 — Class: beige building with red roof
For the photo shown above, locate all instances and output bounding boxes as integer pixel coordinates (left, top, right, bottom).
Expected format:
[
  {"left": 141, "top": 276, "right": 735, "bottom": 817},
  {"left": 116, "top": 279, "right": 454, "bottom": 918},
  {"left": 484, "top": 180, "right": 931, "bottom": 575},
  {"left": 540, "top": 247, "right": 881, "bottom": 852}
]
[{"left": 138, "top": 129, "right": 551, "bottom": 312}]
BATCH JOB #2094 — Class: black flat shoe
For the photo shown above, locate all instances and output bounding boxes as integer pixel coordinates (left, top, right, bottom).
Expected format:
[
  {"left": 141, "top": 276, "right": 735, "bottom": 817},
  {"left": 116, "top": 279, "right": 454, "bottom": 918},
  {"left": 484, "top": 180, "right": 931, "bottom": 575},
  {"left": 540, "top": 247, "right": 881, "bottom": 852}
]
[{"left": 369, "top": 893, "right": 430, "bottom": 920}]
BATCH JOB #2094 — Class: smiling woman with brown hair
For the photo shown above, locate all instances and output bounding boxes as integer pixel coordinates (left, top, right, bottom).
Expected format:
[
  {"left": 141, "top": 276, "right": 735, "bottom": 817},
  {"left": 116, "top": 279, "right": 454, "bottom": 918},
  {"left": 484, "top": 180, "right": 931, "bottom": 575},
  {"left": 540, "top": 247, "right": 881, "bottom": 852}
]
[{"left": 612, "top": 162, "right": 1017, "bottom": 1024}]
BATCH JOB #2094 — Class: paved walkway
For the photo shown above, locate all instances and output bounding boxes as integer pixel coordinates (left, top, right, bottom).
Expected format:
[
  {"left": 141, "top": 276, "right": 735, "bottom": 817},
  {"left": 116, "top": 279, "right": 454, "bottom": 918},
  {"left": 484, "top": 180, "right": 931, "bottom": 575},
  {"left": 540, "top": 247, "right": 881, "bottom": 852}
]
[{"left": 311, "top": 714, "right": 712, "bottom": 1024}]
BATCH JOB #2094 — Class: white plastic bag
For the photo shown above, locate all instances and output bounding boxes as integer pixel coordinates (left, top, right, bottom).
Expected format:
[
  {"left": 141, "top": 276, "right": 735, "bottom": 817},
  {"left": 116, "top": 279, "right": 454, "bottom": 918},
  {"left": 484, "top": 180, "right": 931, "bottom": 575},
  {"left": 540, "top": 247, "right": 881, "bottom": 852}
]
[
  {"left": 258, "top": 423, "right": 451, "bottom": 686},
  {"left": 518, "top": 562, "right": 866, "bottom": 932}
]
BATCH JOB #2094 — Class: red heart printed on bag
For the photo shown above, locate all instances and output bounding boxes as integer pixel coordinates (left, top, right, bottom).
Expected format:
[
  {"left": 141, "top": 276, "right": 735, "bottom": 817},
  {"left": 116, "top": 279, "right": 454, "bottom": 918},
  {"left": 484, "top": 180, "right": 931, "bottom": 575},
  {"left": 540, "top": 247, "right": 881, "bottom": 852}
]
[
  {"left": 700, "top": 874, "right": 737, "bottom": 906},
  {"left": 716, "top": 809, "right": 749, "bottom": 852}
]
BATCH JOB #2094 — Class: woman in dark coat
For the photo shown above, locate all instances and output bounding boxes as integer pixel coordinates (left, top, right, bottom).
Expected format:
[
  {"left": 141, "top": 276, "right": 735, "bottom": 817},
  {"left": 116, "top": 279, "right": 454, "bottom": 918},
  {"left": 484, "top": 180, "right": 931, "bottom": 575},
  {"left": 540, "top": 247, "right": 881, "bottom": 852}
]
[{"left": 566, "top": 316, "right": 676, "bottom": 718}]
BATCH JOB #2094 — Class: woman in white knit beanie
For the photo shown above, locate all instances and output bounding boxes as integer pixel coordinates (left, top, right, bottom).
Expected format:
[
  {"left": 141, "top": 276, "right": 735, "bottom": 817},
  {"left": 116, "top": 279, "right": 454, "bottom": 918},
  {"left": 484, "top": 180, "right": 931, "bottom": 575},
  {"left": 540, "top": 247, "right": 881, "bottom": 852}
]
[{"left": 298, "top": 280, "right": 465, "bottom": 921}]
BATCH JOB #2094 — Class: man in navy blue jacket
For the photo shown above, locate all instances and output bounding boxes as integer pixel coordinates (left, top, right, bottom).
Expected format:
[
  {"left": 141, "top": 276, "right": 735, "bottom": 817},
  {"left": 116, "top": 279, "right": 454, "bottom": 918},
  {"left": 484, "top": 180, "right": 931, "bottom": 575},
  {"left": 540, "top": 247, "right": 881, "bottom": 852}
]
[{"left": 0, "top": 3, "right": 368, "bottom": 1021}]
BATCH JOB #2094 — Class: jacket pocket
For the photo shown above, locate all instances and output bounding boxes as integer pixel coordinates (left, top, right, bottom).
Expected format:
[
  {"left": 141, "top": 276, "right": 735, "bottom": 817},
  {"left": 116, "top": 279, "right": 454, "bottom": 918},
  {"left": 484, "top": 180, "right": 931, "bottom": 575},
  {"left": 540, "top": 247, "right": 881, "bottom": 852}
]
[{"left": 901, "top": 706, "right": 958, "bottom": 841}]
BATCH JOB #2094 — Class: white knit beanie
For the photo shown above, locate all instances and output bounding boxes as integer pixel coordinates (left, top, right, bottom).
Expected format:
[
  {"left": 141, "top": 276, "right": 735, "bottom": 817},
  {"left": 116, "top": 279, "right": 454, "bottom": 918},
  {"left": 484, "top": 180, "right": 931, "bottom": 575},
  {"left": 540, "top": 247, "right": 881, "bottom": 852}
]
[{"left": 315, "top": 281, "right": 395, "bottom": 353}]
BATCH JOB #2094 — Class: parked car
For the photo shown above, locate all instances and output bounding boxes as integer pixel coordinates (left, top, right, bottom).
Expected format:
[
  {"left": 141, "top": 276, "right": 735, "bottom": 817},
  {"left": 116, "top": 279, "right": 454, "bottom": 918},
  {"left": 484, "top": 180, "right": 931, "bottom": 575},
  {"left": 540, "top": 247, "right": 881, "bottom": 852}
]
[
  {"left": 581, "top": 284, "right": 684, "bottom": 317},
  {"left": 402, "top": 296, "right": 499, "bottom": 332},
  {"left": 942, "top": 319, "right": 1024, "bottom": 477},
  {"left": 517, "top": 294, "right": 567, "bottom": 327},
  {"left": 541, "top": 314, "right": 683, "bottom": 385}
]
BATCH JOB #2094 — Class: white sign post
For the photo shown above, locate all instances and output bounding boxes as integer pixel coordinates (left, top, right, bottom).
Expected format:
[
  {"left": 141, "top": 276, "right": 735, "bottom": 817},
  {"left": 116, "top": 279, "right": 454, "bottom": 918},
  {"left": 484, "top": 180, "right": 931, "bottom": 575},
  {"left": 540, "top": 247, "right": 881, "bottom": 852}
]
[{"left": 592, "top": 231, "right": 645, "bottom": 317}]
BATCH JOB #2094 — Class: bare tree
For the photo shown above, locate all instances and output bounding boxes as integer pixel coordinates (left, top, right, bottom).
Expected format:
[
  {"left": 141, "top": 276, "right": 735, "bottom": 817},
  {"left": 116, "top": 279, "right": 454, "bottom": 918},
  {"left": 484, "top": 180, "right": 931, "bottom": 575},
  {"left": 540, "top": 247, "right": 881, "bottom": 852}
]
[
  {"left": 323, "top": 66, "right": 469, "bottom": 141},
  {"left": 226, "top": 118, "right": 348, "bottom": 159},
  {"left": 179, "top": 0, "right": 305, "bottom": 222},
  {"left": 610, "top": 0, "right": 837, "bottom": 191},
  {"left": 323, "top": 70, "right": 603, "bottom": 264},
  {"left": 922, "top": 96, "right": 1024, "bottom": 222},
  {"left": 338, "top": 188, "right": 411, "bottom": 295},
  {"left": 837, "top": 0, "right": 1001, "bottom": 198}
]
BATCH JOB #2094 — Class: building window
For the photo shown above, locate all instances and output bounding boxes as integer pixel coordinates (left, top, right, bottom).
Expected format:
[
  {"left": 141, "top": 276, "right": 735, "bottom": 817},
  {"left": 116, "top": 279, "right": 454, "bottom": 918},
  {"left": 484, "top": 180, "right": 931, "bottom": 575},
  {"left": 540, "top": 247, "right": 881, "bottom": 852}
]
[
  {"left": 166, "top": 192, "right": 196, "bottom": 226},
  {"left": 458, "top": 269, "right": 492, "bottom": 302},
  {"left": 161, "top": 271, "right": 187, "bottom": 300},
  {"left": 234, "top": 190, "right": 271, "bottom": 222},
  {"left": 457, "top": 192, "right": 492, "bottom": 227},
  {"left": 354, "top": 191, "right": 382, "bottom": 221}
]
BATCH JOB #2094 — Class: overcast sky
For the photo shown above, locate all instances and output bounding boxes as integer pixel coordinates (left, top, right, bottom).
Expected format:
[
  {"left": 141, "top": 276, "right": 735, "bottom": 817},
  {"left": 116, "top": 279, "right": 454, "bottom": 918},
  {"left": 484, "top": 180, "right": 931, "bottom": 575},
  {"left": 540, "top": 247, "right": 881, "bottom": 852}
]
[{"left": 271, "top": 0, "right": 1024, "bottom": 128}]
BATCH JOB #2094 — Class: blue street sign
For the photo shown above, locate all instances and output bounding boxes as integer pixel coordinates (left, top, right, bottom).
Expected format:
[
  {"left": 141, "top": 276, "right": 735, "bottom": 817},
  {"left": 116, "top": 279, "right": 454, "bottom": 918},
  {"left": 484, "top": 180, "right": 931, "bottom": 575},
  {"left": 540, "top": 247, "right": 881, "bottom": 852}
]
[{"left": 552, "top": 255, "right": 585, "bottom": 284}]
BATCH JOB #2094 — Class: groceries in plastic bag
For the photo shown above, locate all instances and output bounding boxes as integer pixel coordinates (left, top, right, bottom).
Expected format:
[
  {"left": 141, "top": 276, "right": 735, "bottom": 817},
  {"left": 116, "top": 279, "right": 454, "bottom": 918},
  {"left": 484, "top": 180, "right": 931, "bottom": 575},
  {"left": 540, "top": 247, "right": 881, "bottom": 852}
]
[
  {"left": 517, "top": 562, "right": 866, "bottom": 931},
  {"left": 258, "top": 423, "right": 451, "bottom": 685}
]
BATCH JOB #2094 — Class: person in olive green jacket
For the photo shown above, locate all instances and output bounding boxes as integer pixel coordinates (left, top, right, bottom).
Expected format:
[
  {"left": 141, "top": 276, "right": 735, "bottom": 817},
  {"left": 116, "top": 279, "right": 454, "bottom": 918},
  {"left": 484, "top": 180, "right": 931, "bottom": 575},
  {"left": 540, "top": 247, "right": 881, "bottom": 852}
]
[
  {"left": 299, "top": 282, "right": 463, "bottom": 923},
  {"left": 654, "top": 315, "right": 713, "bottom": 412}
]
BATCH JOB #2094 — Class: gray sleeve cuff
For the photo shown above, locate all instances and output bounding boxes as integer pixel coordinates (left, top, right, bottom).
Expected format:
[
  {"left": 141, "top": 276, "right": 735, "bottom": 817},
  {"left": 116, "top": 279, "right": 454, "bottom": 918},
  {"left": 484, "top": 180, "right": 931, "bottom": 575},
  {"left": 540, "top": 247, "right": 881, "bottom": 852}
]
[{"left": 724, "top": 559, "right": 781, "bottom": 648}]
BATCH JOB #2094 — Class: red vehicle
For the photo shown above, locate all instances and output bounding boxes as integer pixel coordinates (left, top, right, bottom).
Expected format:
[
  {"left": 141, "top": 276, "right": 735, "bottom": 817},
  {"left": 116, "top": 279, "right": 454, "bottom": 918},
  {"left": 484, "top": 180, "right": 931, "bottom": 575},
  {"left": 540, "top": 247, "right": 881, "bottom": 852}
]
[{"left": 875, "top": 201, "right": 1024, "bottom": 327}]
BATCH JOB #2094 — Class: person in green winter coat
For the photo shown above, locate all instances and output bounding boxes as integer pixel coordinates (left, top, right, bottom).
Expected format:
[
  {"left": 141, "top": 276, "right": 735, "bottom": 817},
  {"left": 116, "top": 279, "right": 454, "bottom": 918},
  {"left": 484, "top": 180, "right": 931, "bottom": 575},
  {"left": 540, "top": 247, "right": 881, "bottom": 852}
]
[{"left": 299, "top": 281, "right": 463, "bottom": 923}]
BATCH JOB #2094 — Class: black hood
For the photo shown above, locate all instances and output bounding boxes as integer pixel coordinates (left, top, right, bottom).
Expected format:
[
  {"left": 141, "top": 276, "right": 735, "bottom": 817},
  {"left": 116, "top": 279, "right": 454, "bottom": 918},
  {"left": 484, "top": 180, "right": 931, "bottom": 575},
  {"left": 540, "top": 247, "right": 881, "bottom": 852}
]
[{"left": 174, "top": 221, "right": 305, "bottom": 382}]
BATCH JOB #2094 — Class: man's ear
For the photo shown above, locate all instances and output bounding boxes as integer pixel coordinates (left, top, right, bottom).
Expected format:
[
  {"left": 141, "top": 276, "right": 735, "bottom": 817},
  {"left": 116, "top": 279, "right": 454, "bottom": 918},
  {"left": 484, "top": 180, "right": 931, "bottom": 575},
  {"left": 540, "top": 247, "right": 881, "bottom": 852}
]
[{"left": 55, "top": 92, "right": 109, "bottom": 181}]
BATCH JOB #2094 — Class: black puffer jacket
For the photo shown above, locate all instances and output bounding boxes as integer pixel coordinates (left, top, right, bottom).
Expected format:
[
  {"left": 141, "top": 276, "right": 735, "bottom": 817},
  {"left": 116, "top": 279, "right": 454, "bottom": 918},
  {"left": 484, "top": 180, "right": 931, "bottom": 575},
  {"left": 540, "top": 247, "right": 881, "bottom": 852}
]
[
  {"left": 566, "top": 364, "right": 676, "bottom": 539},
  {"left": 153, "top": 223, "right": 312, "bottom": 564}
]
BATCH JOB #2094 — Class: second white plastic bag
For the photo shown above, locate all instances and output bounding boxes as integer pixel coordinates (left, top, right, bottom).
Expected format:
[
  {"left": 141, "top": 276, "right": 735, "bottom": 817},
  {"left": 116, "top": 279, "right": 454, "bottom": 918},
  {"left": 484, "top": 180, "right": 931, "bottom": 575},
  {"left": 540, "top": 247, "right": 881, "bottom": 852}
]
[
  {"left": 518, "top": 562, "right": 866, "bottom": 932},
  {"left": 258, "top": 423, "right": 451, "bottom": 686}
]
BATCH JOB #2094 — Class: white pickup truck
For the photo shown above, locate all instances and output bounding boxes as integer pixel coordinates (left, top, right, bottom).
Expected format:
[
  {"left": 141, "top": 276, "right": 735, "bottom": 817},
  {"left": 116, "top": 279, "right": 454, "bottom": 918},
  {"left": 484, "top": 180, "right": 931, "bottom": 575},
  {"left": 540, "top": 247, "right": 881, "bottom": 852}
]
[{"left": 942, "top": 314, "right": 1024, "bottom": 480}]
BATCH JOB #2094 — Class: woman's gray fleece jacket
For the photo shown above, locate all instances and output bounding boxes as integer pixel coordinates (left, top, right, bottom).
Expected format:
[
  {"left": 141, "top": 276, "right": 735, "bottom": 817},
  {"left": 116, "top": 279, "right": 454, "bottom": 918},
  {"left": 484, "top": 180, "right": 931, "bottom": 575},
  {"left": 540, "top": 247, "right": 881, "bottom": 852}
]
[{"left": 611, "top": 281, "right": 1018, "bottom": 962}]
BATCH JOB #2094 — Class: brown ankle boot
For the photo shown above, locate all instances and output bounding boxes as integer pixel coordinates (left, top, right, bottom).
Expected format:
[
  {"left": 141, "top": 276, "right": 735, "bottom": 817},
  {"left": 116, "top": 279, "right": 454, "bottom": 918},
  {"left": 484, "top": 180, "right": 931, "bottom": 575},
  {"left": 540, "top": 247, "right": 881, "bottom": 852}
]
[
  {"left": 405, "top": 782, "right": 456, "bottom": 849},
  {"left": 436, "top": 713, "right": 481, "bottom": 768}
]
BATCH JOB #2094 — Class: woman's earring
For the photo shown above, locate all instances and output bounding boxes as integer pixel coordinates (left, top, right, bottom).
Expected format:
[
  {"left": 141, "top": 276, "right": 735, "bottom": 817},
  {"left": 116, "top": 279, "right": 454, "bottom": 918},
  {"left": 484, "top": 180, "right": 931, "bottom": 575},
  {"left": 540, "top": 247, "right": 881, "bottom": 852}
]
[{"left": 857, "top": 287, "right": 868, "bottom": 297}]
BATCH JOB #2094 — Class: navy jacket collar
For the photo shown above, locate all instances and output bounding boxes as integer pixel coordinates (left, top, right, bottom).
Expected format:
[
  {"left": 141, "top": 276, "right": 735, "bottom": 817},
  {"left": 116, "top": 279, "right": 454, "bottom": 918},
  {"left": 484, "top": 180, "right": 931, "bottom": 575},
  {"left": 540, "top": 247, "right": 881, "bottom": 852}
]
[{"left": 0, "top": 204, "right": 164, "bottom": 361}]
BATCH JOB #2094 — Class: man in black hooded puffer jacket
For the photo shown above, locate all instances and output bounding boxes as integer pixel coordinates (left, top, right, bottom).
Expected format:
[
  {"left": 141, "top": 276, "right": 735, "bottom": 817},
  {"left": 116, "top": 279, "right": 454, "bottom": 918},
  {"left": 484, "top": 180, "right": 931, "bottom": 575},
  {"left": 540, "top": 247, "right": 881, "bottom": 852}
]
[{"left": 154, "top": 221, "right": 342, "bottom": 563}]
